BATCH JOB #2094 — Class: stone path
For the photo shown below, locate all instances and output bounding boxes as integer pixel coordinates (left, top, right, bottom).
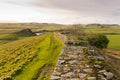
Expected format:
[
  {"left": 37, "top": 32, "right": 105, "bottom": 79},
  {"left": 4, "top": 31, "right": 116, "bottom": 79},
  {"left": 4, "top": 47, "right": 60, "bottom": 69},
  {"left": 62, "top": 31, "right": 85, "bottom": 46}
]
[{"left": 51, "top": 45, "right": 114, "bottom": 80}]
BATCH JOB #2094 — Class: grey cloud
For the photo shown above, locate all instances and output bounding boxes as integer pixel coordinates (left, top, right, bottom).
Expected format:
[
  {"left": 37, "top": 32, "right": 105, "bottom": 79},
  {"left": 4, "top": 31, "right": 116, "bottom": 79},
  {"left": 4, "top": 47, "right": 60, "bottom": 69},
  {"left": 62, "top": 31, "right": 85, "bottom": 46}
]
[
  {"left": 1, "top": 0, "right": 120, "bottom": 24},
  {"left": 35, "top": 0, "right": 120, "bottom": 17}
]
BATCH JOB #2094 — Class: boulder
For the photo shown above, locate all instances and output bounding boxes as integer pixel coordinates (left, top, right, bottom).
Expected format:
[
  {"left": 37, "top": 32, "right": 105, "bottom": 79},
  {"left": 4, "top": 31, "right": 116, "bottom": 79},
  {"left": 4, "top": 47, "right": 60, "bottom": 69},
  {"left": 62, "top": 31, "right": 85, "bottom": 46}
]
[{"left": 103, "top": 72, "right": 113, "bottom": 80}]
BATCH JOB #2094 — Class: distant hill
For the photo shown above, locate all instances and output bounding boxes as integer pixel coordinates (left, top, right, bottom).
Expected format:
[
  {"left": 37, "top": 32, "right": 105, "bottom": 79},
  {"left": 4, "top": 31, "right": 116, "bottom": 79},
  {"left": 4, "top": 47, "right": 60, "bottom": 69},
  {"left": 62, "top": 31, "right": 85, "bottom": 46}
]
[
  {"left": 16, "top": 28, "right": 35, "bottom": 36},
  {"left": 0, "top": 23, "right": 66, "bottom": 34},
  {"left": 0, "top": 29, "right": 35, "bottom": 44}
]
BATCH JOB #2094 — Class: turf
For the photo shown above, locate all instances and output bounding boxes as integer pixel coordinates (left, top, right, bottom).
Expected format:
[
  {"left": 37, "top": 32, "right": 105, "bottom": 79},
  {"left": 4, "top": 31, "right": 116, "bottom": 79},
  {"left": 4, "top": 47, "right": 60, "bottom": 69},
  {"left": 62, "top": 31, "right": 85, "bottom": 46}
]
[
  {"left": 83, "top": 26, "right": 120, "bottom": 50},
  {"left": 0, "top": 33, "right": 63, "bottom": 80},
  {"left": 107, "top": 35, "right": 120, "bottom": 50}
]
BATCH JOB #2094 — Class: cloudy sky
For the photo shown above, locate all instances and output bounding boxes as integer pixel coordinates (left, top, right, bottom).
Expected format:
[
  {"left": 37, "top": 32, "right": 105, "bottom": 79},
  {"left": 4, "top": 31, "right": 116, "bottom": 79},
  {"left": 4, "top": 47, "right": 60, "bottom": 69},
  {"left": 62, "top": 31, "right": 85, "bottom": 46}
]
[{"left": 0, "top": 0, "right": 120, "bottom": 24}]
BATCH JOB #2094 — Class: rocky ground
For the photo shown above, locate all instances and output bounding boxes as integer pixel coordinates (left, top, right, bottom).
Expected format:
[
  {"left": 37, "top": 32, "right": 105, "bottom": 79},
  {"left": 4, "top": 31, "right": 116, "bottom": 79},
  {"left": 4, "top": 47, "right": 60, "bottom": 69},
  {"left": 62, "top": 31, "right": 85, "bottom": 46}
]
[{"left": 51, "top": 44, "right": 114, "bottom": 80}]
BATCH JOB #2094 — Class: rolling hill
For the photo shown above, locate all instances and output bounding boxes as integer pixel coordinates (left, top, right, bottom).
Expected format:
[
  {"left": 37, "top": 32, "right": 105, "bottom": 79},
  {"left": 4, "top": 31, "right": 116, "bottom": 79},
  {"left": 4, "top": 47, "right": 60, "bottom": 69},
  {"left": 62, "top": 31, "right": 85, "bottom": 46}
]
[{"left": 0, "top": 29, "right": 35, "bottom": 45}]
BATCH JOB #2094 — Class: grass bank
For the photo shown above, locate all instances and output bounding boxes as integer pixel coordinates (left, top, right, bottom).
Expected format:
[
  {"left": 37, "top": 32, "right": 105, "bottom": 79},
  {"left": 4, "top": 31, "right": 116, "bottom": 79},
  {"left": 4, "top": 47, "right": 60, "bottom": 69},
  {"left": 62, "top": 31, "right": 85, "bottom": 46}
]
[
  {"left": 0, "top": 33, "right": 63, "bottom": 80},
  {"left": 13, "top": 33, "right": 63, "bottom": 80}
]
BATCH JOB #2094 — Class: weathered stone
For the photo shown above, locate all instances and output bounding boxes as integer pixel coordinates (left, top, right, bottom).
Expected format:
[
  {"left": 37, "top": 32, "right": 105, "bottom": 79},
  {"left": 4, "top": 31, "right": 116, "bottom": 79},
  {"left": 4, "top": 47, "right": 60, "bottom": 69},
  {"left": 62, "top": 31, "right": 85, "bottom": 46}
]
[
  {"left": 79, "top": 73, "right": 87, "bottom": 79},
  {"left": 94, "top": 65, "right": 103, "bottom": 69},
  {"left": 63, "top": 67, "right": 70, "bottom": 72},
  {"left": 69, "top": 55, "right": 78, "bottom": 59},
  {"left": 93, "top": 56, "right": 105, "bottom": 61},
  {"left": 83, "top": 68, "right": 93, "bottom": 73},
  {"left": 87, "top": 77, "right": 96, "bottom": 80},
  {"left": 59, "top": 57, "right": 63, "bottom": 60},
  {"left": 64, "top": 57, "right": 71, "bottom": 60},
  {"left": 100, "top": 77, "right": 107, "bottom": 80},
  {"left": 98, "top": 70, "right": 113, "bottom": 80},
  {"left": 71, "top": 64, "right": 77, "bottom": 67},
  {"left": 53, "top": 72, "right": 61, "bottom": 76},
  {"left": 55, "top": 66, "right": 60, "bottom": 69},
  {"left": 68, "top": 60, "right": 78, "bottom": 65},
  {"left": 98, "top": 74, "right": 104, "bottom": 77},
  {"left": 67, "top": 51, "right": 72, "bottom": 54},
  {"left": 98, "top": 74, "right": 107, "bottom": 80},
  {"left": 76, "top": 69, "right": 80, "bottom": 73},
  {"left": 68, "top": 78, "right": 80, "bottom": 80},
  {"left": 61, "top": 72, "right": 75, "bottom": 79},
  {"left": 103, "top": 72, "right": 113, "bottom": 80},
  {"left": 58, "top": 60, "right": 65, "bottom": 64},
  {"left": 51, "top": 45, "right": 112, "bottom": 80},
  {"left": 65, "top": 72, "right": 74, "bottom": 77},
  {"left": 51, "top": 76, "right": 60, "bottom": 80},
  {"left": 88, "top": 49, "right": 95, "bottom": 54},
  {"left": 98, "top": 70, "right": 107, "bottom": 74},
  {"left": 85, "top": 64, "right": 90, "bottom": 68}
]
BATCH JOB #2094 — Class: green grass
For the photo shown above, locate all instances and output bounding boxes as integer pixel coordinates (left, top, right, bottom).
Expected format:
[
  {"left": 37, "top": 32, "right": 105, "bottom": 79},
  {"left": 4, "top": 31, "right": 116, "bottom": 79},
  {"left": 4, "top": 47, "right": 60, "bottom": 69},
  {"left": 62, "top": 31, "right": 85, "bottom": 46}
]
[
  {"left": 83, "top": 26, "right": 120, "bottom": 50},
  {"left": 0, "top": 33, "right": 63, "bottom": 80},
  {"left": 107, "top": 35, "right": 120, "bottom": 50},
  {"left": 84, "top": 26, "right": 120, "bottom": 34}
]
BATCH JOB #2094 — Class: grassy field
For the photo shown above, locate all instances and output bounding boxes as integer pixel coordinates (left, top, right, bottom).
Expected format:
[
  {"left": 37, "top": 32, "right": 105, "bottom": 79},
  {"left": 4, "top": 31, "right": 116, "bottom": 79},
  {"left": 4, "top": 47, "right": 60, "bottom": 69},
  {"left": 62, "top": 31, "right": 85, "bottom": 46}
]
[
  {"left": 0, "top": 23, "right": 119, "bottom": 80},
  {"left": 0, "top": 33, "right": 63, "bottom": 80},
  {"left": 83, "top": 26, "right": 120, "bottom": 50},
  {"left": 84, "top": 26, "right": 120, "bottom": 34},
  {"left": 107, "top": 35, "right": 120, "bottom": 50},
  {"left": 0, "top": 23, "right": 119, "bottom": 50}
]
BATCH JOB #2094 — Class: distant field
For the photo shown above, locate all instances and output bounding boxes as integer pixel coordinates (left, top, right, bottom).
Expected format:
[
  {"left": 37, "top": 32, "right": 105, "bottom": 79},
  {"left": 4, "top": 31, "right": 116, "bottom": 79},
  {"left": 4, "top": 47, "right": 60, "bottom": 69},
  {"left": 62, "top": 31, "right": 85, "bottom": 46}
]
[
  {"left": 107, "top": 35, "right": 120, "bottom": 50},
  {"left": 0, "top": 23, "right": 66, "bottom": 34},
  {"left": 84, "top": 26, "right": 120, "bottom": 34}
]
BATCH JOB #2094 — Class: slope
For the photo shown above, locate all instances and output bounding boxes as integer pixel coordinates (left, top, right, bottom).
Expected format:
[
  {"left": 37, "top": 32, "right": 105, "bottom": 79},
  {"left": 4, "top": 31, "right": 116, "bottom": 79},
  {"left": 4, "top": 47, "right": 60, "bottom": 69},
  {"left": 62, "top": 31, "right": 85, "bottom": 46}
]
[
  {"left": 0, "top": 29, "right": 35, "bottom": 45},
  {"left": 0, "top": 33, "right": 63, "bottom": 80}
]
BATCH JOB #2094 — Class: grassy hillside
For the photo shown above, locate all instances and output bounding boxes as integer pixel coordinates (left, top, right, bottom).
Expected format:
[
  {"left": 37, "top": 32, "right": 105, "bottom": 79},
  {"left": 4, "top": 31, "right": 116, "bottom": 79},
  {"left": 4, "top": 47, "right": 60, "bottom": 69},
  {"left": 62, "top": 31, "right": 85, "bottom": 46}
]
[
  {"left": 0, "top": 33, "right": 63, "bottom": 80},
  {"left": 107, "top": 35, "right": 120, "bottom": 50},
  {"left": 0, "top": 29, "right": 35, "bottom": 45}
]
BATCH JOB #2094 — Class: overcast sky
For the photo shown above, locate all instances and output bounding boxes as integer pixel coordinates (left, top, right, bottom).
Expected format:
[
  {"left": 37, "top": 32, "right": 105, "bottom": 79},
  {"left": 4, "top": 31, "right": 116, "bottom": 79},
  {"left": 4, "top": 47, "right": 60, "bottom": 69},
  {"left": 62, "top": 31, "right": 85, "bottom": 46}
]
[{"left": 0, "top": 0, "right": 120, "bottom": 24}]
